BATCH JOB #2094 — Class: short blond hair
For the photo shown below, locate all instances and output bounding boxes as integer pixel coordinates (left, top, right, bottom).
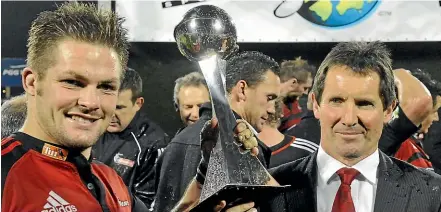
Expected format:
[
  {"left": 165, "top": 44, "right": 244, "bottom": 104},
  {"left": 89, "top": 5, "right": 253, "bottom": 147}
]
[
  {"left": 279, "top": 57, "right": 315, "bottom": 83},
  {"left": 27, "top": 2, "right": 129, "bottom": 79}
]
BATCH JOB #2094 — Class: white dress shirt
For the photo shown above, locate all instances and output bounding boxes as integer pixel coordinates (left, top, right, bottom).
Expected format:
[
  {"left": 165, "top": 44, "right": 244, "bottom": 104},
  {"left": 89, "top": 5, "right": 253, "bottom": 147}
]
[{"left": 316, "top": 146, "right": 379, "bottom": 212}]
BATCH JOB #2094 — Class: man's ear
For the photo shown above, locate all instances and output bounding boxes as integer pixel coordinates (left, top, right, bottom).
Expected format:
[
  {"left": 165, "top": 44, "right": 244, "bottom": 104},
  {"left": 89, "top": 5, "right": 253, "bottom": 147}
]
[
  {"left": 235, "top": 80, "right": 247, "bottom": 102},
  {"left": 135, "top": 97, "right": 144, "bottom": 111},
  {"left": 384, "top": 99, "right": 397, "bottom": 123},
  {"left": 307, "top": 92, "right": 314, "bottom": 110},
  {"left": 22, "top": 67, "right": 37, "bottom": 96},
  {"left": 174, "top": 102, "right": 179, "bottom": 112},
  {"left": 291, "top": 78, "right": 298, "bottom": 84},
  {"left": 312, "top": 93, "right": 320, "bottom": 119}
]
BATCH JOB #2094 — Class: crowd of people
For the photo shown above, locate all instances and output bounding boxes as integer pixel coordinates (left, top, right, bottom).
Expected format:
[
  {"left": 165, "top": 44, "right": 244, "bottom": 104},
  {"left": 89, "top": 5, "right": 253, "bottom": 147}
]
[{"left": 1, "top": 2, "right": 441, "bottom": 212}]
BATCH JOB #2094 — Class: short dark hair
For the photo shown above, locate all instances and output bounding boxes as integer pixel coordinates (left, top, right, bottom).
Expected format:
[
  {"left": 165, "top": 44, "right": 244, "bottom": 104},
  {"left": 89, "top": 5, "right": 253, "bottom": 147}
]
[
  {"left": 27, "top": 2, "right": 129, "bottom": 80},
  {"left": 312, "top": 41, "right": 395, "bottom": 109},
  {"left": 120, "top": 68, "right": 143, "bottom": 103},
  {"left": 411, "top": 69, "right": 441, "bottom": 106},
  {"left": 1, "top": 94, "right": 27, "bottom": 138},
  {"left": 279, "top": 57, "right": 316, "bottom": 83},
  {"left": 226, "top": 51, "right": 280, "bottom": 93}
]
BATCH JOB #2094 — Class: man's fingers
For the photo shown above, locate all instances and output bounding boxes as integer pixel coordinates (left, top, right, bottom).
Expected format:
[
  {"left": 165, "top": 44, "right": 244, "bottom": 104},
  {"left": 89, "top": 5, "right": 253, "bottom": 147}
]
[
  {"left": 236, "top": 129, "right": 257, "bottom": 150},
  {"left": 213, "top": 200, "right": 227, "bottom": 212},
  {"left": 225, "top": 202, "right": 255, "bottom": 212},
  {"left": 239, "top": 129, "right": 253, "bottom": 140},
  {"left": 245, "top": 129, "right": 253, "bottom": 139},
  {"left": 211, "top": 117, "right": 219, "bottom": 128},
  {"left": 235, "top": 121, "right": 247, "bottom": 133},
  {"left": 250, "top": 147, "right": 259, "bottom": 156},
  {"left": 233, "top": 120, "right": 259, "bottom": 155},
  {"left": 242, "top": 137, "right": 258, "bottom": 150}
]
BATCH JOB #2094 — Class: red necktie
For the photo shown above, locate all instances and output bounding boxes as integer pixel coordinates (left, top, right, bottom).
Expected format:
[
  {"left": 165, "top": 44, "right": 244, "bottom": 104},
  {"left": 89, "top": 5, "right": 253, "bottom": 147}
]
[{"left": 331, "top": 167, "right": 360, "bottom": 212}]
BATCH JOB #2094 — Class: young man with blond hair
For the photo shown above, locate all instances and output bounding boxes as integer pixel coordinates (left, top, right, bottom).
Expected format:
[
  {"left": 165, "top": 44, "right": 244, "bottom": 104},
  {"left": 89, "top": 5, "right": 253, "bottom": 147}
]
[{"left": 1, "top": 2, "right": 146, "bottom": 211}]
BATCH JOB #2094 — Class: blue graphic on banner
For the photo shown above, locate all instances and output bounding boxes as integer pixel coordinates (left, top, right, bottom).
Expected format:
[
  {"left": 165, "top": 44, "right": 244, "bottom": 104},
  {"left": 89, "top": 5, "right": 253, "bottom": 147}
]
[
  {"left": 275, "top": 0, "right": 380, "bottom": 29},
  {"left": 2, "top": 58, "right": 26, "bottom": 87}
]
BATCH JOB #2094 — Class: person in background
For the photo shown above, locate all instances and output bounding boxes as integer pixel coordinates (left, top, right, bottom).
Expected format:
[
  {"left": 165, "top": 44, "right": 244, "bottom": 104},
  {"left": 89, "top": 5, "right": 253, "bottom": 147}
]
[
  {"left": 152, "top": 72, "right": 210, "bottom": 211},
  {"left": 173, "top": 71, "right": 209, "bottom": 133},
  {"left": 424, "top": 117, "right": 441, "bottom": 174},
  {"left": 153, "top": 102, "right": 212, "bottom": 212},
  {"left": 257, "top": 98, "right": 319, "bottom": 168},
  {"left": 156, "top": 51, "right": 281, "bottom": 212},
  {"left": 2, "top": 2, "right": 147, "bottom": 211},
  {"left": 394, "top": 68, "right": 441, "bottom": 170},
  {"left": 1, "top": 94, "right": 27, "bottom": 138},
  {"left": 93, "top": 68, "right": 170, "bottom": 209},
  {"left": 278, "top": 57, "right": 315, "bottom": 133}
]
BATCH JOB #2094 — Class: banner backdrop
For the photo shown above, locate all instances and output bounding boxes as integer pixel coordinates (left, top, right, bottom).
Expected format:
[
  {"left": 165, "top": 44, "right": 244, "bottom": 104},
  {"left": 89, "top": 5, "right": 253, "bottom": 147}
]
[
  {"left": 1, "top": 58, "right": 26, "bottom": 87},
  {"left": 114, "top": 0, "right": 441, "bottom": 42}
]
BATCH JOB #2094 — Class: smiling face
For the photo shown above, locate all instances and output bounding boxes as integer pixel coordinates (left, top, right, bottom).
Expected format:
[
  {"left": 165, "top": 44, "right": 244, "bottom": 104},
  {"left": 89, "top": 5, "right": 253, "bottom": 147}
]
[
  {"left": 177, "top": 85, "right": 210, "bottom": 126},
  {"left": 313, "top": 65, "right": 394, "bottom": 165},
  {"left": 23, "top": 39, "right": 121, "bottom": 149}
]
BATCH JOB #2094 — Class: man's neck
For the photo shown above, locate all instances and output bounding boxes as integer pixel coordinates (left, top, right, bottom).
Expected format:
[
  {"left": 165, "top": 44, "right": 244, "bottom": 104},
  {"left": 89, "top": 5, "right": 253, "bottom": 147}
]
[
  {"left": 230, "top": 102, "right": 245, "bottom": 119},
  {"left": 21, "top": 118, "right": 59, "bottom": 146},
  {"left": 258, "top": 126, "right": 284, "bottom": 147},
  {"left": 81, "top": 148, "right": 92, "bottom": 160},
  {"left": 21, "top": 119, "right": 92, "bottom": 160},
  {"left": 320, "top": 142, "right": 377, "bottom": 167}
]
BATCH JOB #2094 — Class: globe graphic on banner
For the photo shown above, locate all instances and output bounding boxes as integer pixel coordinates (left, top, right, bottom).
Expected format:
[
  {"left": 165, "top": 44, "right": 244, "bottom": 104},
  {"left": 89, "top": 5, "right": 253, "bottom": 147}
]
[{"left": 297, "top": 0, "right": 379, "bottom": 27}]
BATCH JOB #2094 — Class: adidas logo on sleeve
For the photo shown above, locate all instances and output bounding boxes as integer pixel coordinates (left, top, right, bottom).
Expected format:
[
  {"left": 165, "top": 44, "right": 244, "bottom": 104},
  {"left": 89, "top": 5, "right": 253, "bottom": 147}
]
[{"left": 41, "top": 191, "right": 77, "bottom": 212}]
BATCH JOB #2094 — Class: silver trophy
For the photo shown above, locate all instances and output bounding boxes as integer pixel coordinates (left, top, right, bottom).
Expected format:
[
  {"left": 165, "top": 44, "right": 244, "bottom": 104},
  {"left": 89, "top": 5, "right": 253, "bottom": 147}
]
[{"left": 174, "top": 5, "right": 287, "bottom": 211}]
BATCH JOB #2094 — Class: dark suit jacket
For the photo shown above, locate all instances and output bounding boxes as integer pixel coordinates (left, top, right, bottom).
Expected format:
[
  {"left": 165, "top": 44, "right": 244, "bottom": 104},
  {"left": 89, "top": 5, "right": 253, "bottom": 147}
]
[
  {"left": 265, "top": 150, "right": 441, "bottom": 212},
  {"left": 153, "top": 103, "right": 212, "bottom": 212}
]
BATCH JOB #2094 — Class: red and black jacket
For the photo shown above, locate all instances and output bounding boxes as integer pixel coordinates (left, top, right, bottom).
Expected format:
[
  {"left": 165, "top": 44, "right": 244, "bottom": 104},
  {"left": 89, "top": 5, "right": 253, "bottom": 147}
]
[
  {"left": 394, "top": 135, "right": 433, "bottom": 170},
  {"left": 279, "top": 99, "right": 303, "bottom": 133},
  {"left": 1, "top": 132, "right": 146, "bottom": 211}
]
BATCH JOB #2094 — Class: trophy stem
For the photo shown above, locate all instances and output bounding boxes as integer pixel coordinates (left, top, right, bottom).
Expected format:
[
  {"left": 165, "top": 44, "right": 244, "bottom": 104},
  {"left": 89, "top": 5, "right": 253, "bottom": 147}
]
[
  {"left": 175, "top": 5, "right": 289, "bottom": 210},
  {"left": 197, "top": 55, "right": 270, "bottom": 202}
]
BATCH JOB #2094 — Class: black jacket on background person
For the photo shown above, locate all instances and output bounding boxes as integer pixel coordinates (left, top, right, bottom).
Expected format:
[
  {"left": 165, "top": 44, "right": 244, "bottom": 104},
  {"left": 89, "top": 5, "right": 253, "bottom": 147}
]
[
  {"left": 271, "top": 110, "right": 321, "bottom": 167},
  {"left": 93, "top": 111, "right": 170, "bottom": 209},
  {"left": 285, "top": 110, "right": 320, "bottom": 147},
  {"left": 153, "top": 103, "right": 212, "bottom": 212},
  {"left": 153, "top": 103, "right": 272, "bottom": 212},
  {"left": 423, "top": 119, "right": 441, "bottom": 175}
]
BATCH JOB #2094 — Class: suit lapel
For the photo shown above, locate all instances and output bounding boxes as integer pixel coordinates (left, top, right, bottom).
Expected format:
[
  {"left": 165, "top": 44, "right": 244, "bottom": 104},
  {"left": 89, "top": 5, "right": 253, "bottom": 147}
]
[
  {"left": 374, "top": 151, "right": 411, "bottom": 212},
  {"left": 275, "top": 152, "right": 317, "bottom": 212},
  {"left": 303, "top": 151, "right": 318, "bottom": 212}
]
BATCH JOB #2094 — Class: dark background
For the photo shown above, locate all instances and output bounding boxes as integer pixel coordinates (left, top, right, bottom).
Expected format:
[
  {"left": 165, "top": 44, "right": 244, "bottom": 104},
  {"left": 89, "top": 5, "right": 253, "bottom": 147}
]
[{"left": 2, "top": 1, "right": 441, "bottom": 136}]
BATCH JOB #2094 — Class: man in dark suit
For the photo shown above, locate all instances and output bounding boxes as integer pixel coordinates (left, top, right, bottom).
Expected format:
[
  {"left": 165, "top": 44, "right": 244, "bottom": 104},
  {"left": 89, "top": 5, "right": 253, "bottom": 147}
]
[
  {"left": 267, "top": 41, "right": 441, "bottom": 212},
  {"left": 174, "top": 41, "right": 441, "bottom": 212}
]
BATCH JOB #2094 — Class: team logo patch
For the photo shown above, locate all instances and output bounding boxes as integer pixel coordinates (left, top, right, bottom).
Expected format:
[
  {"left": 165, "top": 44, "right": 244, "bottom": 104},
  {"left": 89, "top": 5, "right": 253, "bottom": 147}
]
[
  {"left": 113, "top": 153, "right": 135, "bottom": 167},
  {"left": 42, "top": 144, "right": 68, "bottom": 161},
  {"left": 118, "top": 198, "right": 130, "bottom": 207},
  {"left": 41, "top": 191, "right": 77, "bottom": 212}
]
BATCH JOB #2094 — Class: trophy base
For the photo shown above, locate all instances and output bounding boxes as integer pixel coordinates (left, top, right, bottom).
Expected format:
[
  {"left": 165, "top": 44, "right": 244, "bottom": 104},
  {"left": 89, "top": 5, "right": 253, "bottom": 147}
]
[{"left": 190, "top": 184, "right": 289, "bottom": 212}]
